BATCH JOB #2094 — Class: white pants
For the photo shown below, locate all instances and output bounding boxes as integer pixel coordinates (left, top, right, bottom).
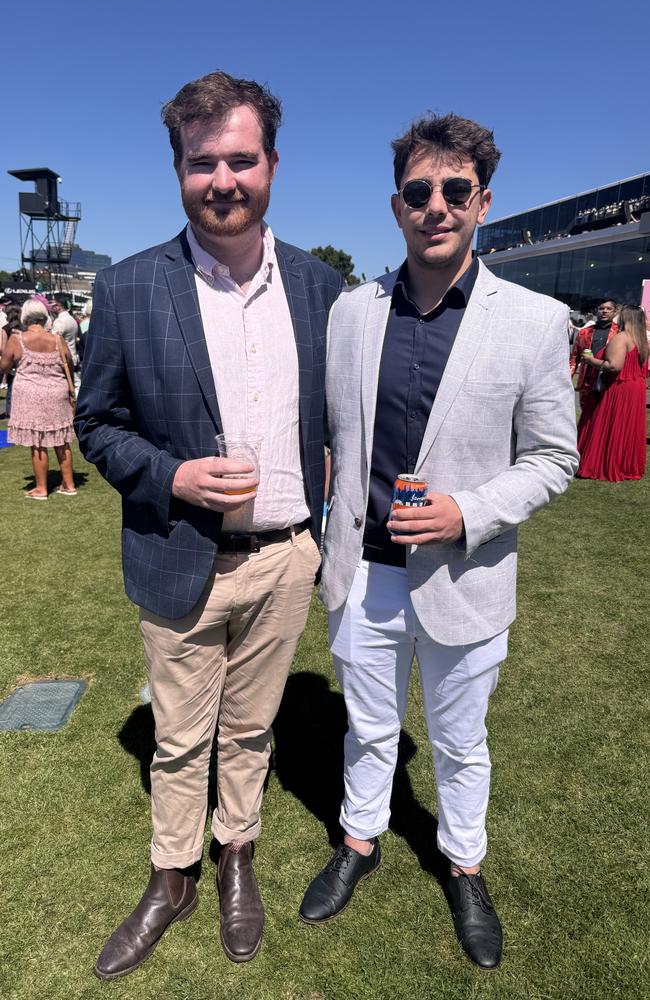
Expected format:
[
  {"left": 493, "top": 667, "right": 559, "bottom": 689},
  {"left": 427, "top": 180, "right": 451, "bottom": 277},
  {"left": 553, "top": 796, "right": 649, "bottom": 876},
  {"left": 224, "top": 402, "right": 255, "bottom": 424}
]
[{"left": 329, "top": 560, "right": 508, "bottom": 868}]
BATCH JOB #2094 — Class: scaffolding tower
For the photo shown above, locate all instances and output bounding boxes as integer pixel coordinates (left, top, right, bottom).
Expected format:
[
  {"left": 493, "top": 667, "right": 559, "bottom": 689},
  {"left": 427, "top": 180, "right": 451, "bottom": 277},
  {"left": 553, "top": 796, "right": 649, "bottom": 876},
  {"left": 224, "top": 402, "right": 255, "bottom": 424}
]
[{"left": 8, "top": 168, "right": 81, "bottom": 292}]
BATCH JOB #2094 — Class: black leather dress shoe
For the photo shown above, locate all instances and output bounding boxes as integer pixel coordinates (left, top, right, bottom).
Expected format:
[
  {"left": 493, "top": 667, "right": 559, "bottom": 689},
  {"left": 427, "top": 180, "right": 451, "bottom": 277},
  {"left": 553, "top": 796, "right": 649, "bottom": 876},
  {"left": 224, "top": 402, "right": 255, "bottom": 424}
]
[
  {"left": 446, "top": 871, "right": 502, "bottom": 969},
  {"left": 94, "top": 866, "right": 198, "bottom": 980},
  {"left": 299, "top": 840, "right": 380, "bottom": 924}
]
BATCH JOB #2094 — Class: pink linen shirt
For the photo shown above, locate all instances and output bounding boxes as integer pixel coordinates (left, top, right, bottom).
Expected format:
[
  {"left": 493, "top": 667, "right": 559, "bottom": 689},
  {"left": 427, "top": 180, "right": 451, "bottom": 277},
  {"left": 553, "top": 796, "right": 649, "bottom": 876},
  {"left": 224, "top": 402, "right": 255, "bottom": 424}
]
[{"left": 186, "top": 223, "right": 310, "bottom": 533}]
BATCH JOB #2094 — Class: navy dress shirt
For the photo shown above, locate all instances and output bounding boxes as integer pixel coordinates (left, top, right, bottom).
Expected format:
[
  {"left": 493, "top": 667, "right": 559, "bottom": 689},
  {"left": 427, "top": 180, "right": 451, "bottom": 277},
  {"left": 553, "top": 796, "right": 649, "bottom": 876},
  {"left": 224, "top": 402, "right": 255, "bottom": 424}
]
[{"left": 363, "top": 257, "right": 479, "bottom": 567}]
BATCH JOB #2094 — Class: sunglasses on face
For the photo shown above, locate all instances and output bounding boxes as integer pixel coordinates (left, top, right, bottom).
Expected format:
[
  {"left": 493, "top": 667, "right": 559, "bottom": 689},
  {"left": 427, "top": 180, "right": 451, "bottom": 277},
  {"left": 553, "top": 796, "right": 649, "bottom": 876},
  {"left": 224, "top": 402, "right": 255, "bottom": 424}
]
[{"left": 399, "top": 177, "right": 485, "bottom": 209}]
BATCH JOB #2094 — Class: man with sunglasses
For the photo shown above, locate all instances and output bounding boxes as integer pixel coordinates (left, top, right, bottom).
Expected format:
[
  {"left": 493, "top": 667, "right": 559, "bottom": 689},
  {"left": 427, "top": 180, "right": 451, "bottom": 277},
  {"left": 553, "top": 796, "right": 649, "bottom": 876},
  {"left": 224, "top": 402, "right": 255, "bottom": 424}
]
[{"left": 300, "top": 114, "right": 578, "bottom": 969}]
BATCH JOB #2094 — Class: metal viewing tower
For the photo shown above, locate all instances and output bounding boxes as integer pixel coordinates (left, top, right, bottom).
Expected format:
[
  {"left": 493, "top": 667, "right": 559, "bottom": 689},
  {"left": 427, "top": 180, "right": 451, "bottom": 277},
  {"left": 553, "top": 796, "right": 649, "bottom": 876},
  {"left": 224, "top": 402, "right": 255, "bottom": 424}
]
[{"left": 8, "top": 168, "right": 81, "bottom": 292}]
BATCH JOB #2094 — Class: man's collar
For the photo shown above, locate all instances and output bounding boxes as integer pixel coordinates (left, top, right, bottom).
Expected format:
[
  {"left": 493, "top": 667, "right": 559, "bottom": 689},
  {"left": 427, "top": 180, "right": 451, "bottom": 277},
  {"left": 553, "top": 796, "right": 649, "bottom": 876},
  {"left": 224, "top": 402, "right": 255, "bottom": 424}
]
[
  {"left": 395, "top": 255, "right": 479, "bottom": 309},
  {"left": 185, "top": 222, "right": 275, "bottom": 284}
]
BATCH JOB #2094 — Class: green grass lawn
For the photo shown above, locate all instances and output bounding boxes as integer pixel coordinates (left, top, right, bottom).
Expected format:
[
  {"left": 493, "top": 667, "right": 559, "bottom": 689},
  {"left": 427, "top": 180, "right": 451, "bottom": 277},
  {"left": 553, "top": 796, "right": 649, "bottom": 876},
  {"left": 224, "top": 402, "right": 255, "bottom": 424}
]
[{"left": 1, "top": 428, "right": 649, "bottom": 1000}]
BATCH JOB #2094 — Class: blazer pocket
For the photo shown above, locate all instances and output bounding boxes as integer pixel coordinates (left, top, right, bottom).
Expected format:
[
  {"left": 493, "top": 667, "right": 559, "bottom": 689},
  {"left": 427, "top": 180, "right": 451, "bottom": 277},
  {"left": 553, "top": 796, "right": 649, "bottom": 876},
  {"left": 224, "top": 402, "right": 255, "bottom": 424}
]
[{"left": 460, "top": 381, "right": 520, "bottom": 400}]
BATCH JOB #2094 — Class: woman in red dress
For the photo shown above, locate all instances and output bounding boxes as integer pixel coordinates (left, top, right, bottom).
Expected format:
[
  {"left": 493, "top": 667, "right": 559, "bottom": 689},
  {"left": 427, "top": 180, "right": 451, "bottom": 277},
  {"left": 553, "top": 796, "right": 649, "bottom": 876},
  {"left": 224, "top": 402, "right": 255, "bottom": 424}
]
[{"left": 577, "top": 305, "right": 648, "bottom": 481}]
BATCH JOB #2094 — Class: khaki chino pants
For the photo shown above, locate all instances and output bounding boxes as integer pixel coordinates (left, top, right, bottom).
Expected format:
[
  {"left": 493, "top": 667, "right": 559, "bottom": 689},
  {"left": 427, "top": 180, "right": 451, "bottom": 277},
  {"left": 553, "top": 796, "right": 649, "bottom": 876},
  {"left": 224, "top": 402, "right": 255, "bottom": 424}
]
[{"left": 139, "top": 527, "right": 321, "bottom": 870}]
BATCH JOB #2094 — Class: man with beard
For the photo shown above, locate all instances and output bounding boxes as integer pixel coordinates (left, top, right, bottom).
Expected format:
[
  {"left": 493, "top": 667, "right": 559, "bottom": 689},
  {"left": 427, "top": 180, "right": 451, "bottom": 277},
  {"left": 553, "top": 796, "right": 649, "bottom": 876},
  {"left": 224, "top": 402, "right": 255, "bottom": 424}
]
[
  {"left": 570, "top": 297, "right": 618, "bottom": 411},
  {"left": 75, "top": 71, "right": 342, "bottom": 978},
  {"left": 299, "top": 114, "right": 578, "bottom": 969}
]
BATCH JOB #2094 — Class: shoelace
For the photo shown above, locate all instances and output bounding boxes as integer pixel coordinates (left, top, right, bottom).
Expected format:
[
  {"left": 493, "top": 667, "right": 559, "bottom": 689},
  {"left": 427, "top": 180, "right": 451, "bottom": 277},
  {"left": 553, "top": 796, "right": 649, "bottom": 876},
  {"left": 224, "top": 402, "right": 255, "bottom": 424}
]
[
  {"left": 324, "top": 846, "right": 354, "bottom": 874},
  {"left": 459, "top": 874, "right": 494, "bottom": 914}
]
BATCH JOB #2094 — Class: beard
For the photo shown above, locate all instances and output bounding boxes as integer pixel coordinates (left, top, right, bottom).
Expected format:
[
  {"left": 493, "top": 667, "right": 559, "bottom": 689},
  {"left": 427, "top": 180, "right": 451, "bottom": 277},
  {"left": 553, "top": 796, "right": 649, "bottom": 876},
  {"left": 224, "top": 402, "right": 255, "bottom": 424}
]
[{"left": 181, "top": 182, "right": 272, "bottom": 239}]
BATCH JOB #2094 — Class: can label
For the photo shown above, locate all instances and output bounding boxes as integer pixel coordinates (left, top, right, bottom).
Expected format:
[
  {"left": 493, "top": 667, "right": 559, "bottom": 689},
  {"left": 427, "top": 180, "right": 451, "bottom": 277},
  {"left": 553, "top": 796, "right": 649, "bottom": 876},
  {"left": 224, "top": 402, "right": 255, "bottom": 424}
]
[{"left": 392, "top": 474, "right": 428, "bottom": 508}]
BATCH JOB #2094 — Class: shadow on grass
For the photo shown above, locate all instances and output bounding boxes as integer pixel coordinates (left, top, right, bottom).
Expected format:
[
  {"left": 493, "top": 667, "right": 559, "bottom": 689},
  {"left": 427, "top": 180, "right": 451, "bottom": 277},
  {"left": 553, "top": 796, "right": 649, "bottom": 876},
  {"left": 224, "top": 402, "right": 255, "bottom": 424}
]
[
  {"left": 273, "top": 671, "right": 449, "bottom": 887},
  {"left": 116, "top": 670, "right": 448, "bottom": 890},
  {"left": 118, "top": 704, "right": 155, "bottom": 795},
  {"left": 116, "top": 702, "right": 250, "bottom": 808},
  {"left": 22, "top": 469, "right": 90, "bottom": 493}
]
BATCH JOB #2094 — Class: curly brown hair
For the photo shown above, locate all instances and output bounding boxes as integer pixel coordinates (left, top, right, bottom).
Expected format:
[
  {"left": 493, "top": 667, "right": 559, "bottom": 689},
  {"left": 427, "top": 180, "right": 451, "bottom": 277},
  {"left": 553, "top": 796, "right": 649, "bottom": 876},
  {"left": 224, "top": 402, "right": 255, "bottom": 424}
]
[
  {"left": 392, "top": 113, "right": 501, "bottom": 190},
  {"left": 162, "top": 70, "right": 282, "bottom": 166}
]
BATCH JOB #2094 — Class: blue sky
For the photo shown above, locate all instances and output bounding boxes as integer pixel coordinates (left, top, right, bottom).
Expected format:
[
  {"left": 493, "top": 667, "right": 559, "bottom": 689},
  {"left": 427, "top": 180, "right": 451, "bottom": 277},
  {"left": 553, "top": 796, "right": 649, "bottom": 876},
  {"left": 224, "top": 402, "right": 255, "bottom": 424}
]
[{"left": 1, "top": 0, "right": 648, "bottom": 280}]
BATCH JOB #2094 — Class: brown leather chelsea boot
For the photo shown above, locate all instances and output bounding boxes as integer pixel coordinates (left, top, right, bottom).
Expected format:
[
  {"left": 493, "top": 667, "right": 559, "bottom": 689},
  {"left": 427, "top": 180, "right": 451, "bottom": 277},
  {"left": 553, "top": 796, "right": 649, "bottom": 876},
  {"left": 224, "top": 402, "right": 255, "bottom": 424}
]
[
  {"left": 217, "top": 842, "right": 264, "bottom": 962},
  {"left": 94, "top": 865, "right": 198, "bottom": 980}
]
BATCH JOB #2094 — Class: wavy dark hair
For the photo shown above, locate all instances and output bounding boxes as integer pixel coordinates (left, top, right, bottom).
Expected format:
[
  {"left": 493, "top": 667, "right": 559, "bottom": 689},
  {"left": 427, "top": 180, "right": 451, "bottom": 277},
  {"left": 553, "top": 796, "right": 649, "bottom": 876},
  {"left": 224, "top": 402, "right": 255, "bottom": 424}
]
[
  {"left": 162, "top": 70, "right": 282, "bottom": 166},
  {"left": 392, "top": 113, "right": 501, "bottom": 190}
]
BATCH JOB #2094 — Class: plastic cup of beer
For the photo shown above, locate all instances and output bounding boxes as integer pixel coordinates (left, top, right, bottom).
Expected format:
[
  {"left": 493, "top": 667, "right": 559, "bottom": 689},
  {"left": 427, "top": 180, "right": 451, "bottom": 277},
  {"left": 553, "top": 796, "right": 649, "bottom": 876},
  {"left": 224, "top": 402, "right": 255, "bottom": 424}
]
[{"left": 215, "top": 435, "right": 261, "bottom": 496}]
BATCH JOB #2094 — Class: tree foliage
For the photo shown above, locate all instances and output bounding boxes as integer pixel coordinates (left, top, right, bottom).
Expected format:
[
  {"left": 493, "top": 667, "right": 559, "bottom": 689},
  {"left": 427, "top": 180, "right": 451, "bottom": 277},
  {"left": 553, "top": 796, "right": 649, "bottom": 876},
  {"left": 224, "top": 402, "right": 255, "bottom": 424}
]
[{"left": 310, "top": 245, "right": 360, "bottom": 285}]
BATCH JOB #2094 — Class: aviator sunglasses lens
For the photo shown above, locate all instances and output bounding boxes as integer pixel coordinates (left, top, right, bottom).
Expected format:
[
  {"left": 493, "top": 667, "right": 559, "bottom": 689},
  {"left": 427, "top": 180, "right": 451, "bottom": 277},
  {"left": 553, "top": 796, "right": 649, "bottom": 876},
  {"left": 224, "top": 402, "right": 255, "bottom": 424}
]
[{"left": 441, "top": 177, "right": 473, "bottom": 205}]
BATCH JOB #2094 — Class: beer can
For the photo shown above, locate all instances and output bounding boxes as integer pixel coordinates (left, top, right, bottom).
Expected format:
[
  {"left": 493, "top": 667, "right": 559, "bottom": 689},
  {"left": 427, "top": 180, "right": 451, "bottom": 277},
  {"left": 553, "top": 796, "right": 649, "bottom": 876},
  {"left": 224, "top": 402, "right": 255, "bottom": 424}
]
[{"left": 392, "top": 474, "right": 428, "bottom": 509}]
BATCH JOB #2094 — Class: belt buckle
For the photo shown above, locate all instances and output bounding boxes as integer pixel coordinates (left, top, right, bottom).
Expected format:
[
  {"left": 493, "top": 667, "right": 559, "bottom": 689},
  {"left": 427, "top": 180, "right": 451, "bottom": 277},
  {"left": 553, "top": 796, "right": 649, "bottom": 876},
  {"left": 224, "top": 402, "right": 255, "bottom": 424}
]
[
  {"left": 229, "top": 532, "right": 260, "bottom": 553},
  {"left": 221, "top": 532, "right": 259, "bottom": 554}
]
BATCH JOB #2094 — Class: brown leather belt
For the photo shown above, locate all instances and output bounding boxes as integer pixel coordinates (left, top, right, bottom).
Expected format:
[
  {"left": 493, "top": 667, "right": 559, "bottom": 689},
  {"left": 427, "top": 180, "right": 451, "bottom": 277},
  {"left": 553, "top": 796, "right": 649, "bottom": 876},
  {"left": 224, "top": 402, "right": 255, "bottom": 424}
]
[{"left": 218, "top": 519, "right": 310, "bottom": 554}]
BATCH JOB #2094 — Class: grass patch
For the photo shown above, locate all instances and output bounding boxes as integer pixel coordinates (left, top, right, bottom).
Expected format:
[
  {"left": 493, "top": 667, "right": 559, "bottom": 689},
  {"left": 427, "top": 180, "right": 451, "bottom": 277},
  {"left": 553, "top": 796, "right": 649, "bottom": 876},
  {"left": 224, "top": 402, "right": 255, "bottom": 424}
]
[{"left": 1, "top": 426, "right": 648, "bottom": 1000}]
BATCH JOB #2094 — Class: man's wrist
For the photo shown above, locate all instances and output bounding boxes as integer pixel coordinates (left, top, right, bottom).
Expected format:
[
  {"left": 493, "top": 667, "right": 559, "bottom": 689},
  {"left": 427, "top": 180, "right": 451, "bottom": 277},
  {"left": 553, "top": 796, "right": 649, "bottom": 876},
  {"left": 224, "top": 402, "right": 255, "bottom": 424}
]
[
  {"left": 448, "top": 495, "right": 465, "bottom": 540},
  {"left": 171, "top": 460, "right": 189, "bottom": 498}
]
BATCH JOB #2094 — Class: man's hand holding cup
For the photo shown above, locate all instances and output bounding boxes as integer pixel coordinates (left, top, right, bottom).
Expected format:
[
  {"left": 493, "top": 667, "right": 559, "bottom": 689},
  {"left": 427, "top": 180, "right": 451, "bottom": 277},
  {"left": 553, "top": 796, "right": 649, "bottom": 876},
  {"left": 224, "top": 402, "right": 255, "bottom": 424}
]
[{"left": 172, "top": 435, "right": 261, "bottom": 512}]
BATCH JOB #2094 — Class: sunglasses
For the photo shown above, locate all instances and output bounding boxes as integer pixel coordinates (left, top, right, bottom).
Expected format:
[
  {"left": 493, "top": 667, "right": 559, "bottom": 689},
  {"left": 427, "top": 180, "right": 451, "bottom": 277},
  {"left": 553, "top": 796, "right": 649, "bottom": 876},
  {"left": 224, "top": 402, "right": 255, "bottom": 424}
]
[{"left": 399, "top": 177, "right": 485, "bottom": 209}]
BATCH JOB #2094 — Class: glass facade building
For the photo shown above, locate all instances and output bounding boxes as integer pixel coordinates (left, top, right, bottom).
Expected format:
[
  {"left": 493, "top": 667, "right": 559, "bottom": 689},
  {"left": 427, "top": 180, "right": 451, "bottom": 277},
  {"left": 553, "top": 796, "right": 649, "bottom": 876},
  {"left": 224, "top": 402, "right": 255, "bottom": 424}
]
[
  {"left": 477, "top": 173, "right": 650, "bottom": 313},
  {"left": 67, "top": 245, "right": 112, "bottom": 272}
]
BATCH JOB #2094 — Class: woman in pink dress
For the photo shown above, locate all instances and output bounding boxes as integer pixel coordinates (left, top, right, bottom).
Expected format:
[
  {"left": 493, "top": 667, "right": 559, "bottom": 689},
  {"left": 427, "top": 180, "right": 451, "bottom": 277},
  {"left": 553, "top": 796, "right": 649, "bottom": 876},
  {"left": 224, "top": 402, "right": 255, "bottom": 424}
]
[
  {"left": 0, "top": 299, "right": 77, "bottom": 499},
  {"left": 577, "top": 305, "right": 649, "bottom": 481}
]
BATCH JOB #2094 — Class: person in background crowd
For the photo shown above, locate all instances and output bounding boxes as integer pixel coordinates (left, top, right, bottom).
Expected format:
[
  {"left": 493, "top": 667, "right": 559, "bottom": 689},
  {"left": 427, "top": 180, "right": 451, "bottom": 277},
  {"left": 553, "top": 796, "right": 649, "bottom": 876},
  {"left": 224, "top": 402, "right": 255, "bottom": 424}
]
[
  {"left": 1, "top": 300, "right": 76, "bottom": 498},
  {"left": 569, "top": 312, "right": 585, "bottom": 345},
  {"left": 569, "top": 298, "right": 618, "bottom": 414},
  {"left": 77, "top": 300, "right": 92, "bottom": 370},
  {"left": 31, "top": 292, "right": 51, "bottom": 311},
  {"left": 300, "top": 112, "right": 578, "bottom": 971},
  {"left": 75, "top": 69, "right": 342, "bottom": 980},
  {"left": 1, "top": 305, "right": 22, "bottom": 417},
  {"left": 50, "top": 294, "right": 79, "bottom": 370},
  {"left": 577, "top": 304, "right": 648, "bottom": 481},
  {"left": 1, "top": 304, "right": 20, "bottom": 359},
  {"left": 79, "top": 300, "right": 92, "bottom": 333},
  {"left": 0, "top": 293, "right": 15, "bottom": 331}
]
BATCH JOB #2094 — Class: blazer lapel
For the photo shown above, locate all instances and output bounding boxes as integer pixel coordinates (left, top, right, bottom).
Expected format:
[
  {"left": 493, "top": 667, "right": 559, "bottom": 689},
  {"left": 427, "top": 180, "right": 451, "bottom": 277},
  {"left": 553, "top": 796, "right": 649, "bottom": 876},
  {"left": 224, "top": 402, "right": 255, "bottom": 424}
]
[
  {"left": 361, "top": 273, "right": 397, "bottom": 464},
  {"left": 163, "top": 231, "right": 222, "bottom": 431},
  {"left": 416, "top": 261, "right": 498, "bottom": 471},
  {"left": 276, "top": 243, "right": 313, "bottom": 441}
]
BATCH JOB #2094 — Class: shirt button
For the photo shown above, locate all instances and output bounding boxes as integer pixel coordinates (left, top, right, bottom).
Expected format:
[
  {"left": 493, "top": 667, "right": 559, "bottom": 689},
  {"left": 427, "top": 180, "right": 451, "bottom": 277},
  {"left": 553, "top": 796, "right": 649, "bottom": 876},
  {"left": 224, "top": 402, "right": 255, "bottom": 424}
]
[
  {"left": 251, "top": 345, "right": 257, "bottom": 353},
  {"left": 253, "top": 393, "right": 259, "bottom": 402},
  {"left": 418, "top": 318, "right": 424, "bottom": 324},
  {"left": 353, "top": 516, "right": 362, "bottom": 528},
  {"left": 409, "top": 411, "right": 416, "bottom": 419},
  {"left": 413, "top": 363, "right": 420, "bottom": 370}
]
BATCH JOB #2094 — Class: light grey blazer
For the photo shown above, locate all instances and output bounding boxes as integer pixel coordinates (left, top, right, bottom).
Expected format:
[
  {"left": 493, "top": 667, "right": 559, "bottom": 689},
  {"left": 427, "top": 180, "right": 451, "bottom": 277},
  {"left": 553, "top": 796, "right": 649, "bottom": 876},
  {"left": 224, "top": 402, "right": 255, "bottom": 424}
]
[{"left": 320, "top": 260, "right": 579, "bottom": 646}]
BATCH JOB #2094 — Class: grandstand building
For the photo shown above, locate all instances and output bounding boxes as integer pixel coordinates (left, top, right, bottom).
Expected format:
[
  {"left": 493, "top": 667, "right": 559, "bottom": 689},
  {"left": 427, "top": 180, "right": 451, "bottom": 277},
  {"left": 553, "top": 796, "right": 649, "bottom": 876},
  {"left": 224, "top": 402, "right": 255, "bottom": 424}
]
[{"left": 477, "top": 172, "right": 650, "bottom": 312}]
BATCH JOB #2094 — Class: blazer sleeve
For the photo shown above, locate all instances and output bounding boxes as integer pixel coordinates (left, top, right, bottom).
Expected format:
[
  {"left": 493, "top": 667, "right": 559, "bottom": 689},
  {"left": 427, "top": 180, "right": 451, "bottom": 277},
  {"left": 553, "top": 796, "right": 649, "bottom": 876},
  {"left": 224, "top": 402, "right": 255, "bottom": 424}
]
[
  {"left": 74, "top": 269, "right": 183, "bottom": 529},
  {"left": 450, "top": 302, "right": 579, "bottom": 557}
]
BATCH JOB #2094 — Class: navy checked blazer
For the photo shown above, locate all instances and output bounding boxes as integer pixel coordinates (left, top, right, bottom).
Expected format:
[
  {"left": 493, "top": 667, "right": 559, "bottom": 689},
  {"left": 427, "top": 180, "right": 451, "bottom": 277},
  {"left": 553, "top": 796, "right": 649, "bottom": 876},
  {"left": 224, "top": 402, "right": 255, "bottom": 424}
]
[{"left": 74, "top": 229, "right": 343, "bottom": 619}]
